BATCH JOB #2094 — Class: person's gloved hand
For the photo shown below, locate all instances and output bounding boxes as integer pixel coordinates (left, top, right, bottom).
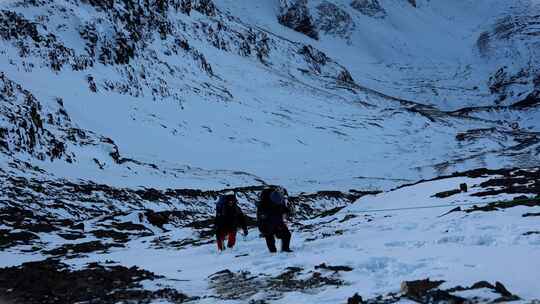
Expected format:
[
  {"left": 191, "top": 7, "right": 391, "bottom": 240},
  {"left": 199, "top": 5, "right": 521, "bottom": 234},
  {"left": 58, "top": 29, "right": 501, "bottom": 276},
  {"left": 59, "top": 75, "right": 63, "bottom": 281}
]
[{"left": 243, "top": 229, "right": 249, "bottom": 237}]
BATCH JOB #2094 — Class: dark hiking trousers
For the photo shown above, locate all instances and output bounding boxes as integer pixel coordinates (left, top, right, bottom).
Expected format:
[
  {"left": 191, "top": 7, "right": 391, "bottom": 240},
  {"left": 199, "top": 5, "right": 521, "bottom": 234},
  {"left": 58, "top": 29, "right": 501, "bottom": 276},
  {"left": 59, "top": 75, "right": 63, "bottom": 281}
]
[{"left": 264, "top": 224, "right": 291, "bottom": 253}]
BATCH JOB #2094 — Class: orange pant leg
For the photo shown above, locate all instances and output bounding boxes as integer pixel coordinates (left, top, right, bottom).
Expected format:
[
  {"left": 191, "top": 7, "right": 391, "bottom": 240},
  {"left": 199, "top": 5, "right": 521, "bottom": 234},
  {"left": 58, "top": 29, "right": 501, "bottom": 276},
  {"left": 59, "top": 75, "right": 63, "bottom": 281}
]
[{"left": 227, "top": 231, "right": 237, "bottom": 248}]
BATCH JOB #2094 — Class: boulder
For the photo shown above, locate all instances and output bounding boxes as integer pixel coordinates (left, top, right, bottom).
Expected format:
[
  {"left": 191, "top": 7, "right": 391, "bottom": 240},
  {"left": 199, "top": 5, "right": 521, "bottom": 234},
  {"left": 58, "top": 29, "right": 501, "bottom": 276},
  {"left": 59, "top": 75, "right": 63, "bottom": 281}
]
[{"left": 278, "top": 0, "right": 319, "bottom": 40}]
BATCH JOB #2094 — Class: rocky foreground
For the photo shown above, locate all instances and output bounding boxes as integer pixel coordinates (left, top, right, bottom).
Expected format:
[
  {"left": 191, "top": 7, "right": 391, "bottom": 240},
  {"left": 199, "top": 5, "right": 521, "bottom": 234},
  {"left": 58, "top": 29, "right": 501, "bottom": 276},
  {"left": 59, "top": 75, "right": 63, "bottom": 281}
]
[{"left": 1, "top": 167, "right": 539, "bottom": 303}]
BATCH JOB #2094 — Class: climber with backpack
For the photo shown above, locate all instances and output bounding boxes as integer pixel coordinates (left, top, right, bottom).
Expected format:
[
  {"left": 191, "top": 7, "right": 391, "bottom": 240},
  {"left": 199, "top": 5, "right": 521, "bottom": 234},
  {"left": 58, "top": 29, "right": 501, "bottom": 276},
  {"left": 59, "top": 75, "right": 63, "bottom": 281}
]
[
  {"left": 256, "top": 186, "right": 293, "bottom": 253},
  {"left": 215, "top": 191, "right": 248, "bottom": 251}
]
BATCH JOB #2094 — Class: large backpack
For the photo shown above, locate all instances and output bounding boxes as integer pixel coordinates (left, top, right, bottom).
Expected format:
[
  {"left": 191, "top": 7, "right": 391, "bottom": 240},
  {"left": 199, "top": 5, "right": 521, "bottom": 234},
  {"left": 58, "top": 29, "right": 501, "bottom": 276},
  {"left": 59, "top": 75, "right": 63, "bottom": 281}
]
[
  {"left": 256, "top": 188, "right": 273, "bottom": 232},
  {"left": 216, "top": 195, "right": 227, "bottom": 216}
]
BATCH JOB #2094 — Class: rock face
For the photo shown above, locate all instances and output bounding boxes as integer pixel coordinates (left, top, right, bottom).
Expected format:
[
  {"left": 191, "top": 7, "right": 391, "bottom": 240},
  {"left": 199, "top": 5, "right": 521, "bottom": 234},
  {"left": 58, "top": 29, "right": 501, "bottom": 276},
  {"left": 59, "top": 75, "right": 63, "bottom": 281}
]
[
  {"left": 350, "top": 0, "right": 386, "bottom": 18},
  {"left": 0, "top": 0, "right": 358, "bottom": 181},
  {"left": 0, "top": 73, "right": 73, "bottom": 162},
  {"left": 316, "top": 2, "right": 355, "bottom": 38},
  {"left": 407, "top": 0, "right": 417, "bottom": 7},
  {"left": 278, "top": 0, "right": 319, "bottom": 40},
  {"left": 479, "top": 14, "right": 540, "bottom": 105}
]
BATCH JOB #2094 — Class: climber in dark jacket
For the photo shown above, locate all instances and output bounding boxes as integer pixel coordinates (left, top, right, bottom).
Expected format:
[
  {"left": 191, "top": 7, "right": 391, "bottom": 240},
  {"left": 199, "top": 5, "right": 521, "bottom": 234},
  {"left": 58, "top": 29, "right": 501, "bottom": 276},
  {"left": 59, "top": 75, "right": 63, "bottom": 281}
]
[
  {"left": 215, "top": 191, "right": 248, "bottom": 251},
  {"left": 257, "top": 186, "right": 292, "bottom": 253}
]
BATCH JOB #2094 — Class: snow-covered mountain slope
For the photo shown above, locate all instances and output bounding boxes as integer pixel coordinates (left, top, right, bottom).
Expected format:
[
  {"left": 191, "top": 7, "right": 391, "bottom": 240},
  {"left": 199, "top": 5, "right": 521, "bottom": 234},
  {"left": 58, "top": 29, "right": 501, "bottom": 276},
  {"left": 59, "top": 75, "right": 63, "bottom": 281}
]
[
  {"left": 1, "top": 168, "right": 539, "bottom": 303},
  {"left": 1, "top": 0, "right": 539, "bottom": 192},
  {"left": 1, "top": 1, "right": 540, "bottom": 302},
  {"left": 221, "top": 0, "right": 540, "bottom": 110}
]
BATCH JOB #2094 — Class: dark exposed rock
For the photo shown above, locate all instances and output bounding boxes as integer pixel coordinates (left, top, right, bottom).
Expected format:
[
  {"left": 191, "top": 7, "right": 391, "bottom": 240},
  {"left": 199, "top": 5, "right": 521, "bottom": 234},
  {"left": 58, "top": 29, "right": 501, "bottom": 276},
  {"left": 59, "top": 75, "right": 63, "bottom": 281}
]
[
  {"left": 433, "top": 189, "right": 461, "bottom": 198},
  {"left": 145, "top": 210, "right": 186, "bottom": 229},
  {"left": 470, "top": 281, "right": 495, "bottom": 290},
  {"left": 400, "top": 279, "right": 445, "bottom": 299},
  {"left": 0, "top": 11, "right": 74, "bottom": 71},
  {"left": 456, "top": 127, "right": 497, "bottom": 141},
  {"left": 337, "top": 69, "right": 356, "bottom": 85},
  {"left": 70, "top": 223, "right": 85, "bottom": 230},
  {"left": 22, "top": 221, "right": 58, "bottom": 233},
  {"left": 421, "top": 289, "right": 466, "bottom": 303},
  {"left": 511, "top": 89, "right": 540, "bottom": 109},
  {"left": 57, "top": 232, "right": 85, "bottom": 240},
  {"left": 278, "top": 0, "right": 319, "bottom": 40},
  {"left": 299, "top": 45, "right": 328, "bottom": 66},
  {"left": 0, "top": 229, "right": 39, "bottom": 249},
  {"left": 339, "top": 214, "right": 358, "bottom": 223},
  {"left": 91, "top": 229, "right": 130, "bottom": 242},
  {"left": 350, "top": 279, "right": 521, "bottom": 304},
  {"left": 314, "top": 263, "right": 353, "bottom": 272},
  {"left": 43, "top": 240, "right": 123, "bottom": 257},
  {"left": 0, "top": 259, "right": 192, "bottom": 304},
  {"left": 151, "top": 234, "right": 213, "bottom": 250},
  {"left": 350, "top": 0, "right": 386, "bottom": 18},
  {"left": 463, "top": 197, "right": 540, "bottom": 213},
  {"left": 395, "top": 167, "right": 540, "bottom": 196},
  {"left": 0, "top": 10, "right": 40, "bottom": 42},
  {"left": 192, "top": 0, "right": 217, "bottom": 17},
  {"left": 209, "top": 267, "right": 344, "bottom": 301},
  {"left": 86, "top": 74, "right": 97, "bottom": 92},
  {"left": 269, "top": 267, "right": 343, "bottom": 292},
  {"left": 494, "top": 281, "right": 513, "bottom": 297},
  {"left": 137, "top": 187, "right": 168, "bottom": 201},
  {"left": 178, "top": 0, "right": 192, "bottom": 15},
  {"left": 208, "top": 269, "right": 263, "bottom": 300},
  {"left": 472, "top": 170, "right": 540, "bottom": 196},
  {"left": 110, "top": 221, "right": 149, "bottom": 231},
  {"left": 0, "top": 73, "right": 75, "bottom": 162},
  {"left": 316, "top": 2, "right": 354, "bottom": 38},
  {"left": 439, "top": 206, "right": 462, "bottom": 217}
]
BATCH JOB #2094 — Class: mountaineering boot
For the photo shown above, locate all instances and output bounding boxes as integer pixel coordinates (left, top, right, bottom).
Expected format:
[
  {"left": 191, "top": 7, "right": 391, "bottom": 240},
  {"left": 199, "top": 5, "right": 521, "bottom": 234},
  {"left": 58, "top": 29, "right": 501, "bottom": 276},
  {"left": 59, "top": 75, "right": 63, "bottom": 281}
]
[{"left": 276, "top": 226, "right": 292, "bottom": 252}]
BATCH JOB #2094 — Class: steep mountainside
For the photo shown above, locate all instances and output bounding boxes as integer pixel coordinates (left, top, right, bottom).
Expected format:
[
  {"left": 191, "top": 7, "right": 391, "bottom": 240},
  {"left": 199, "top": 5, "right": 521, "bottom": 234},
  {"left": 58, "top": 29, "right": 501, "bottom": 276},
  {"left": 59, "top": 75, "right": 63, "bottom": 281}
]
[
  {"left": 1, "top": 1, "right": 540, "bottom": 303},
  {"left": 0, "top": 0, "right": 539, "bottom": 192}
]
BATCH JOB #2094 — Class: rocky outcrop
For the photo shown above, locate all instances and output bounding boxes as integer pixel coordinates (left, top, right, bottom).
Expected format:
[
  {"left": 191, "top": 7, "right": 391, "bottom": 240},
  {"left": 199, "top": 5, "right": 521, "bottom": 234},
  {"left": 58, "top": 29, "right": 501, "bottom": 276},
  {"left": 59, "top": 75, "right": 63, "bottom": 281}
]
[
  {"left": 407, "top": 0, "right": 417, "bottom": 7},
  {"left": 347, "top": 279, "right": 521, "bottom": 303},
  {"left": 479, "top": 14, "right": 540, "bottom": 105},
  {"left": 208, "top": 266, "right": 343, "bottom": 300},
  {"left": 0, "top": 10, "right": 76, "bottom": 71},
  {"left": 0, "top": 73, "right": 73, "bottom": 161},
  {"left": 316, "top": 2, "right": 355, "bottom": 39},
  {"left": 350, "top": 0, "right": 386, "bottom": 18},
  {"left": 192, "top": 0, "right": 217, "bottom": 16},
  {"left": 278, "top": 0, "right": 319, "bottom": 40},
  {"left": 0, "top": 260, "right": 193, "bottom": 304},
  {"left": 0, "top": 72, "right": 141, "bottom": 170}
]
